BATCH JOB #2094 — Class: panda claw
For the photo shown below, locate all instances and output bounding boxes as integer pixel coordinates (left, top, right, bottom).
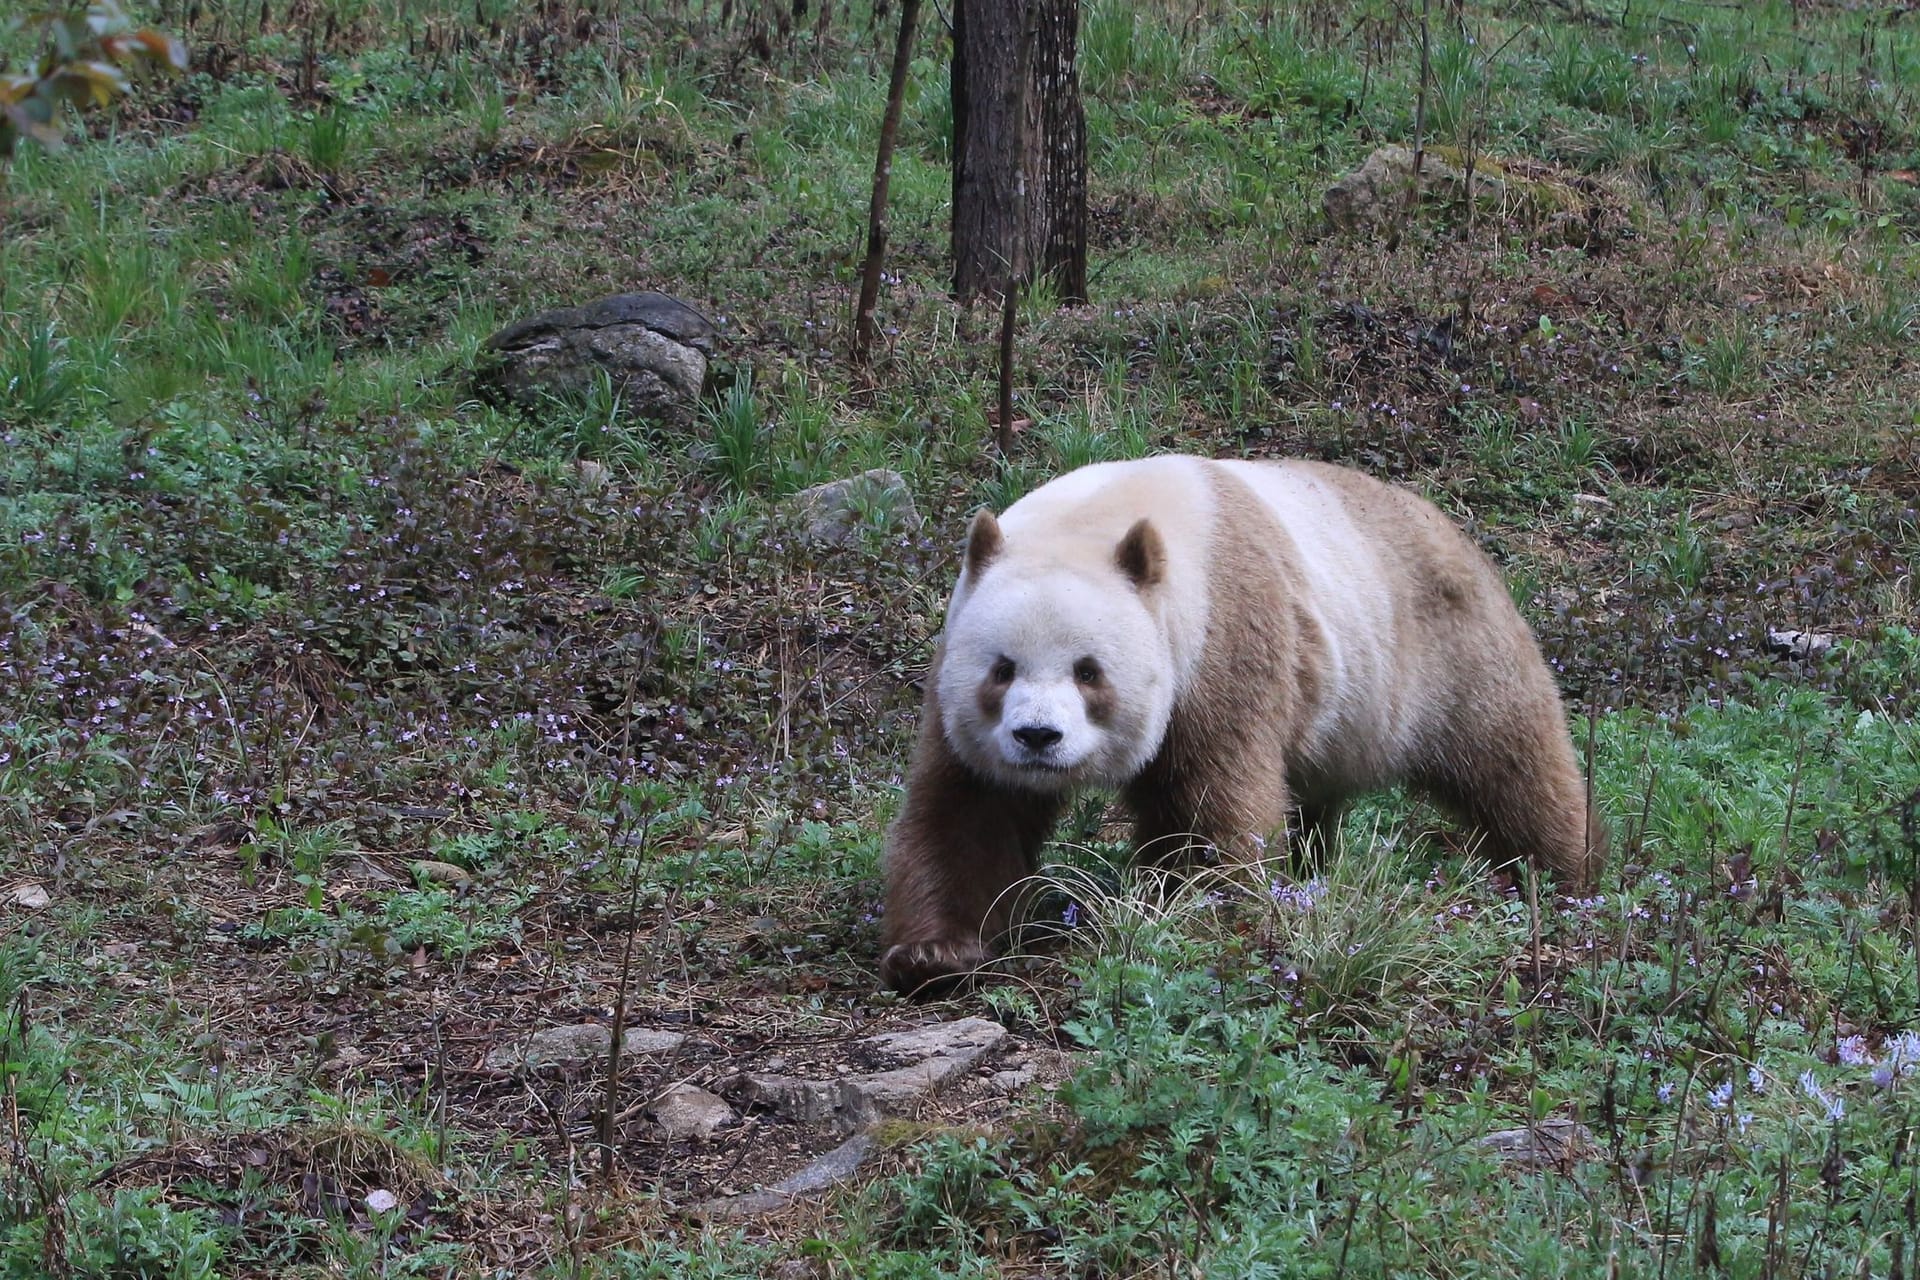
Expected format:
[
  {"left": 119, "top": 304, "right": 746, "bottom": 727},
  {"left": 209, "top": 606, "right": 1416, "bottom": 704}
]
[{"left": 880, "top": 939, "right": 992, "bottom": 1000}]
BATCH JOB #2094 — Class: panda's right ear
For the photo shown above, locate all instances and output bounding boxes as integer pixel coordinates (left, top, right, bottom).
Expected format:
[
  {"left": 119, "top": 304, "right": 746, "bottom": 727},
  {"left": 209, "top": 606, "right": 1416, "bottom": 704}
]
[{"left": 964, "top": 510, "right": 1003, "bottom": 578}]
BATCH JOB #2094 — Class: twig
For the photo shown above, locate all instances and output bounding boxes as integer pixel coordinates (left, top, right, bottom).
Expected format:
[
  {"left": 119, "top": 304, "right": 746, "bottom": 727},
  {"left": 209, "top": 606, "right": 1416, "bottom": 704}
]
[{"left": 852, "top": 0, "right": 924, "bottom": 364}]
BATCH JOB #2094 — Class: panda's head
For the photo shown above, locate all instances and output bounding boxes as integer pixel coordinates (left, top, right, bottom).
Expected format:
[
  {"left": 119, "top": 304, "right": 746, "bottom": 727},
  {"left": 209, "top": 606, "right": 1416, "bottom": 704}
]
[{"left": 937, "top": 509, "right": 1174, "bottom": 793}]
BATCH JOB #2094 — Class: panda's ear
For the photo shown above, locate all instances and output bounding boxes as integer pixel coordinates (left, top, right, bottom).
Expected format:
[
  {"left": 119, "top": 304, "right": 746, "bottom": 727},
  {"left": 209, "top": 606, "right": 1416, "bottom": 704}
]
[
  {"left": 1115, "top": 518, "right": 1166, "bottom": 589},
  {"left": 964, "top": 509, "right": 1004, "bottom": 578}
]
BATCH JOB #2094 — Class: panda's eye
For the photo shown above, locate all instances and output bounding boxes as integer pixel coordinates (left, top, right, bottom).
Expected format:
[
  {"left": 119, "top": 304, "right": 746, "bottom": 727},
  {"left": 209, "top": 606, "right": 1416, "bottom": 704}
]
[
  {"left": 1073, "top": 658, "right": 1102, "bottom": 685},
  {"left": 990, "top": 657, "right": 1017, "bottom": 684}
]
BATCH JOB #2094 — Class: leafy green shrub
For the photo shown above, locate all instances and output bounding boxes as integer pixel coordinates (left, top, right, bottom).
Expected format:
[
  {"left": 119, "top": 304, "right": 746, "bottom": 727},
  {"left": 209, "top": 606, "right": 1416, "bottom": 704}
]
[
  {"left": 2, "top": 1188, "right": 224, "bottom": 1280},
  {"left": 1, "top": 2, "right": 185, "bottom": 161}
]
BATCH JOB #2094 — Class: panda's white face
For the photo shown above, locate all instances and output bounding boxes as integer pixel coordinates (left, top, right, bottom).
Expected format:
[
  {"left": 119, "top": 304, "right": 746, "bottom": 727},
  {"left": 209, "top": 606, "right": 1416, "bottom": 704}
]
[{"left": 938, "top": 565, "right": 1174, "bottom": 793}]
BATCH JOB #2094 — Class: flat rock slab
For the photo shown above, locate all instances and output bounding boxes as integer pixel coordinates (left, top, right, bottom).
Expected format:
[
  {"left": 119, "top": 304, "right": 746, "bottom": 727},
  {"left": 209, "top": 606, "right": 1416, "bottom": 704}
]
[
  {"left": 684, "top": 1134, "right": 876, "bottom": 1222},
  {"left": 723, "top": 1017, "right": 1009, "bottom": 1135},
  {"left": 1479, "top": 1119, "right": 1592, "bottom": 1170},
  {"left": 476, "top": 291, "right": 716, "bottom": 424},
  {"left": 485, "top": 1023, "right": 685, "bottom": 1072},
  {"left": 858, "top": 1017, "right": 1007, "bottom": 1066}
]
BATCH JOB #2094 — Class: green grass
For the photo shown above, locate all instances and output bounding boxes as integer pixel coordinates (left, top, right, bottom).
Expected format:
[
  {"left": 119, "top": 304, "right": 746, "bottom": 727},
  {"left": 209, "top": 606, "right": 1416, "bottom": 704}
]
[{"left": 3, "top": 0, "right": 1920, "bottom": 1273}]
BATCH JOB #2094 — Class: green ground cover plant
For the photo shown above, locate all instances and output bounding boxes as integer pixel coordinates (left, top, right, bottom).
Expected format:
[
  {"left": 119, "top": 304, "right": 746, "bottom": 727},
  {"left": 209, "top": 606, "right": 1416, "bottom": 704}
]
[{"left": 2, "top": 0, "right": 1917, "bottom": 1274}]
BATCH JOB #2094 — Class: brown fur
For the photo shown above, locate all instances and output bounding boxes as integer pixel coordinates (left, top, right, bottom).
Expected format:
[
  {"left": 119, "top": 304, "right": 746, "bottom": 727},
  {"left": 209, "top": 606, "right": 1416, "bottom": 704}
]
[
  {"left": 1124, "top": 469, "right": 1323, "bottom": 867},
  {"left": 1115, "top": 518, "right": 1167, "bottom": 587},
  {"left": 879, "top": 461, "right": 1606, "bottom": 996},
  {"left": 880, "top": 639, "right": 1065, "bottom": 998},
  {"left": 1296, "top": 462, "right": 1606, "bottom": 884}
]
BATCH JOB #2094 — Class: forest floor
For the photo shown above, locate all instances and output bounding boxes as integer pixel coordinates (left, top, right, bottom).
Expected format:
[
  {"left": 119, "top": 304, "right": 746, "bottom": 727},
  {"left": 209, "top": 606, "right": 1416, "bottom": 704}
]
[{"left": 3, "top": 0, "right": 1919, "bottom": 1275}]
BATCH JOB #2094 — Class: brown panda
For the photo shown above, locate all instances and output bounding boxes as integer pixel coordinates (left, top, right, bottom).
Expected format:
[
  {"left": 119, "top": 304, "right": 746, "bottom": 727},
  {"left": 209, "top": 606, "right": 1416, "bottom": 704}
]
[{"left": 879, "top": 455, "right": 1605, "bottom": 996}]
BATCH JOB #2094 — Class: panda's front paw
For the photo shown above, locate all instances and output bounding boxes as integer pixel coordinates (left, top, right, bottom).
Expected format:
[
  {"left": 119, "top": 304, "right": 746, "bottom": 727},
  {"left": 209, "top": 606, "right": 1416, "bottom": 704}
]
[{"left": 880, "top": 938, "right": 992, "bottom": 999}]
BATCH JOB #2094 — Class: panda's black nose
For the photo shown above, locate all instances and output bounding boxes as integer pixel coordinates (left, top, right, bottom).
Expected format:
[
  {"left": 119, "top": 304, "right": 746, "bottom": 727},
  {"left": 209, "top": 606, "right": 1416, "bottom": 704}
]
[{"left": 1013, "top": 725, "right": 1062, "bottom": 751}]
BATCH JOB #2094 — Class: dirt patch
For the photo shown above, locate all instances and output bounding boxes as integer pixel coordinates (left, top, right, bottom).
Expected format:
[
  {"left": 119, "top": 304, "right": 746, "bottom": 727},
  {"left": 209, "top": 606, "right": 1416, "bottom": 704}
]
[{"left": 308, "top": 204, "right": 489, "bottom": 349}]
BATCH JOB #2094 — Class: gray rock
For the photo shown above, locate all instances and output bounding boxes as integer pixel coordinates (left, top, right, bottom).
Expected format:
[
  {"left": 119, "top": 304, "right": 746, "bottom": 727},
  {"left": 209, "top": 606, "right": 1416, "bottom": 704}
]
[
  {"left": 410, "top": 859, "right": 471, "bottom": 886},
  {"left": 476, "top": 291, "right": 716, "bottom": 425},
  {"left": 859, "top": 1017, "right": 1007, "bottom": 1068},
  {"left": 684, "top": 1134, "right": 877, "bottom": 1221},
  {"left": 1324, "top": 145, "right": 1500, "bottom": 233},
  {"left": 723, "top": 1071, "right": 878, "bottom": 1133},
  {"left": 724, "top": 1018, "right": 1009, "bottom": 1135},
  {"left": 986, "top": 1067, "right": 1035, "bottom": 1094},
  {"left": 649, "top": 1084, "right": 737, "bottom": 1140},
  {"left": 1323, "top": 145, "right": 1597, "bottom": 239},
  {"left": 485, "top": 1023, "right": 685, "bottom": 1072},
  {"left": 777, "top": 1133, "right": 875, "bottom": 1193},
  {"left": 686, "top": 1187, "right": 792, "bottom": 1221},
  {"left": 1766, "top": 629, "right": 1835, "bottom": 660},
  {"left": 787, "top": 469, "right": 921, "bottom": 548},
  {"left": 1479, "top": 1119, "right": 1591, "bottom": 1169}
]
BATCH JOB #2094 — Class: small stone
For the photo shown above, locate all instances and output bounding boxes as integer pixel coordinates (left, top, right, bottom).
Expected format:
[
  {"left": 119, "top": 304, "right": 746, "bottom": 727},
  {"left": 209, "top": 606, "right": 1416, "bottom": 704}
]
[
  {"left": 1572, "top": 493, "right": 1611, "bottom": 508},
  {"left": 649, "top": 1084, "right": 737, "bottom": 1140},
  {"left": 986, "top": 1068, "right": 1035, "bottom": 1094},
  {"left": 411, "top": 860, "right": 471, "bottom": 886},
  {"left": 1322, "top": 144, "right": 1600, "bottom": 243},
  {"left": 320, "top": 1046, "right": 370, "bottom": 1076},
  {"left": 486, "top": 1024, "right": 685, "bottom": 1072},
  {"left": 1480, "top": 1119, "right": 1591, "bottom": 1169},
  {"left": 9, "top": 883, "right": 50, "bottom": 910},
  {"left": 1323, "top": 145, "right": 1503, "bottom": 232},
  {"left": 1766, "top": 629, "right": 1835, "bottom": 660},
  {"left": 787, "top": 469, "right": 922, "bottom": 548}
]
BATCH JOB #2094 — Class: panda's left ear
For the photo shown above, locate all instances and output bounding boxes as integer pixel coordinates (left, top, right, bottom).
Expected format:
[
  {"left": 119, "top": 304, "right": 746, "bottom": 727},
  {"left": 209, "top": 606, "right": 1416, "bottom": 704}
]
[
  {"left": 964, "top": 509, "right": 1004, "bottom": 578},
  {"left": 1115, "top": 518, "right": 1166, "bottom": 589}
]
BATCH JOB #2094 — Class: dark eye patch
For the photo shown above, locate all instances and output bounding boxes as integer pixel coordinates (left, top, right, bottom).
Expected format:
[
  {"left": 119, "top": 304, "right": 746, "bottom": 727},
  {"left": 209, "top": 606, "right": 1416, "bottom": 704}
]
[
  {"left": 990, "top": 656, "right": 1017, "bottom": 684},
  {"left": 1073, "top": 658, "right": 1102, "bottom": 685}
]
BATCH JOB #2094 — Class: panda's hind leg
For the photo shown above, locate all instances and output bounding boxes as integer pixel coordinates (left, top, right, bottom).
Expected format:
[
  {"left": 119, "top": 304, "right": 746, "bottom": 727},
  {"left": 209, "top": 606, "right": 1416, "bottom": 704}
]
[{"left": 1411, "top": 675, "right": 1606, "bottom": 892}]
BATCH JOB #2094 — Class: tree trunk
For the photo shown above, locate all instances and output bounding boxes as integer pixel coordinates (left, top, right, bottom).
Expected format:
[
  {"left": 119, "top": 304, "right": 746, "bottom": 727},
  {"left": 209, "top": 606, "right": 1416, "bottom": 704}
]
[{"left": 951, "top": 0, "right": 1086, "bottom": 305}]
